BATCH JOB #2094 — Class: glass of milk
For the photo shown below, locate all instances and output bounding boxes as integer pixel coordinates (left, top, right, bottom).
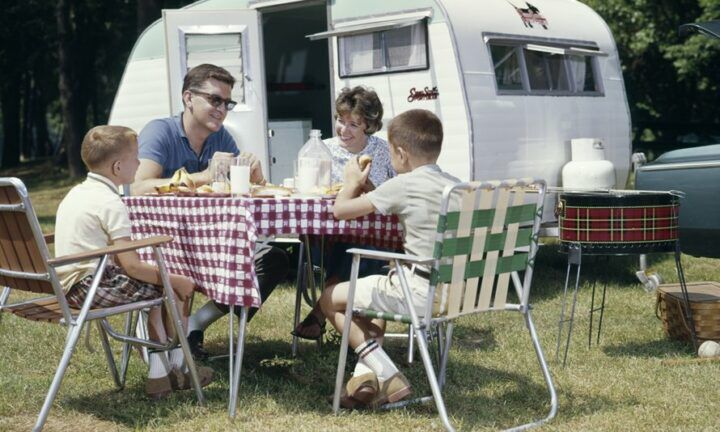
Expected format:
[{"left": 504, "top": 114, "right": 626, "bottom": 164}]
[{"left": 231, "top": 156, "right": 251, "bottom": 195}]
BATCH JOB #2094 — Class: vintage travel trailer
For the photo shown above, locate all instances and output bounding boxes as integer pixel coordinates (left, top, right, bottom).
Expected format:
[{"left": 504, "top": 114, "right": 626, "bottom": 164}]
[{"left": 109, "top": 0, "right": 632, "bottom": 196}]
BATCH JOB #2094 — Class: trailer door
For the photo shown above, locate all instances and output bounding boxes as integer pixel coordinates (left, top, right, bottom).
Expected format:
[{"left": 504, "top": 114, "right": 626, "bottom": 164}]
[{"left": 163, "top": 9, "right": 268, "bottom": 172}]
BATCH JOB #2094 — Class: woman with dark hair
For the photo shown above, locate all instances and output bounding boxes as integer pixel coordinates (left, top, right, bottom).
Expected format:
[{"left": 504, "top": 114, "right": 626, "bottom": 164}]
[
  {"left": 324, "top": 86, "right": 395, "bottom": 188},
  {"left": 293, "top": 86, "right": 395, "bottom": 340}
]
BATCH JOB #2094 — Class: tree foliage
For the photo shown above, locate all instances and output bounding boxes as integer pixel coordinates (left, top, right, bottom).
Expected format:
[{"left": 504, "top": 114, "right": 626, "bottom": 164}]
[
  {"left": 582, "top": 0, "right": 720, "bottom": 152},
  {"left": 0, "top": 0, "right": 192, "bottom": 174}
]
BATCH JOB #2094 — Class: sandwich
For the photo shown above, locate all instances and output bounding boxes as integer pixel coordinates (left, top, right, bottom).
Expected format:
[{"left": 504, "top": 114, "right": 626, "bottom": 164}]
[{"left": 358, "top": 155, "right": 372, "bottom": 170}]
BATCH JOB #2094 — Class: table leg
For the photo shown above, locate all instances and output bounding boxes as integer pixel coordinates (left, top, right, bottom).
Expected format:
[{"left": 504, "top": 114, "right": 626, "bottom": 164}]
[
  {"left": 229, "top": 306, "right": 249, "bottom": 418},
  {"left": 291, "top": 242, "right": 305, "bottom": 357},
  {"left": 556, "top": 244, "right": 582, "bottom": 367},
  {"left": 300, "top": 234, "right": 323, "bottom": 350}
]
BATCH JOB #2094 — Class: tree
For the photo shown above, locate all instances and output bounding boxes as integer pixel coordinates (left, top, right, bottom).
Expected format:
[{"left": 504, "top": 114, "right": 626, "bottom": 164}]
[{"left": 582, "top": 0, "right": 720, "bottom": 153}]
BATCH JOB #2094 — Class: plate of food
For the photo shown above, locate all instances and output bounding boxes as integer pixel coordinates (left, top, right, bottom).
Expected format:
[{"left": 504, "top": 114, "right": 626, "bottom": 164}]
[
  {"left": 193, "top": 184, "right": 231, "bottom": 197},
  {"left": 251, "top": 184, "right": 294, "bottom": 198},
  {"left": 153, "top": 167, "right": 197, "bottom": 195}
]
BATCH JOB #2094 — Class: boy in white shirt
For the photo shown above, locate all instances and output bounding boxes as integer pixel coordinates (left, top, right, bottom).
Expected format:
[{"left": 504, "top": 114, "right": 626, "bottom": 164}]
[
  {"left": 319, "top": 109, "right": 460, "bottom": 408},
  {"left": 55, "top": 125, "right": 213, "bottom": 399}
]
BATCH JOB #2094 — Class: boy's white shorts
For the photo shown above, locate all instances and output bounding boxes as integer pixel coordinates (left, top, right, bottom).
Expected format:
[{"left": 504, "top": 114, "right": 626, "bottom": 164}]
[{"left": 351, "top": 266, "right": 431, "bottom": 317}]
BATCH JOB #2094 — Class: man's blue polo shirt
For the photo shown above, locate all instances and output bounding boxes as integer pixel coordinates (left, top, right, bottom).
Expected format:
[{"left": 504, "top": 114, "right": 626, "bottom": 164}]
[{"left": 138, "top": 114, "right": 239, "bottom": 177}]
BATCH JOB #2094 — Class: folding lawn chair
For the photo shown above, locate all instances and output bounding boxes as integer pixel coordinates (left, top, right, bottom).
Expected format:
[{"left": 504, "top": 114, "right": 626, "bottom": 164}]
[
  {"left": 0, "top": 177, "right": 206, "bottom": 432},
  {"left": 332, "top": 178, "right": 557, "bottom": 431}
]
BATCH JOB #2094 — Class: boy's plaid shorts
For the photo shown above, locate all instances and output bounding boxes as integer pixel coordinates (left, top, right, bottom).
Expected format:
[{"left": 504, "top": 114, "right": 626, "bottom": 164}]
[{"left": 65, "top": 264, "right": 163, "bottom": 308}]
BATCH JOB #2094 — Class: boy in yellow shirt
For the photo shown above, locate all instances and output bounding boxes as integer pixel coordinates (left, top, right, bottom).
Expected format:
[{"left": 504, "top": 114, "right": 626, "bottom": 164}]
[{"left": 55, "top": 125, "right": 213, "bottom": 399}]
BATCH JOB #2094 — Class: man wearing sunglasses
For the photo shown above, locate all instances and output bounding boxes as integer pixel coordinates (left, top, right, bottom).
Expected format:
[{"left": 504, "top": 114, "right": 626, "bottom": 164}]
[{"left": 132, "top": 63, "right": 288, "bottom": 360}]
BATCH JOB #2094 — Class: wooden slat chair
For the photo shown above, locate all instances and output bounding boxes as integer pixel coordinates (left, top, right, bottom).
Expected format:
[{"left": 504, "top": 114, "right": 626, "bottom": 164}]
[
  {"left": 0, "top": 177, "right": 206, "bottom": 432},
  {"left": 332, "top": 178, "right": 557, "bottom": 432}
]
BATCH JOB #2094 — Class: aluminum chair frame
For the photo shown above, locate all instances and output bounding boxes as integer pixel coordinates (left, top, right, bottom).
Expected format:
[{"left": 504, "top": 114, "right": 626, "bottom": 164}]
[
  {"left": 0, "top": 177, "right": 206, "bottom": 431},
  {"left": 332, "top": 178, "right": 557, "bottom": 432}
]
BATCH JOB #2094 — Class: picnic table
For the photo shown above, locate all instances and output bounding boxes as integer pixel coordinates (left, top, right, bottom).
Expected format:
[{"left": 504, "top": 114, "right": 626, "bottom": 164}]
[{"left": 123, "top": 195, "right": 403, "bottom": 416}]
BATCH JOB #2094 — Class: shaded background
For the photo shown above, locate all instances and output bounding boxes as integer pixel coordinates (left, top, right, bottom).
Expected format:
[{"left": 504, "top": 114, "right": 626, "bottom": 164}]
[{"left": 0, "top": 0, "right": 718, "bottom": 176}]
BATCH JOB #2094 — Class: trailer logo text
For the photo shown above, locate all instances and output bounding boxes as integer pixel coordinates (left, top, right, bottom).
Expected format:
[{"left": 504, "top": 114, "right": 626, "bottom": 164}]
[
  {"left": 407, "top": 86, "right": 439, "bottom": 102},
  {"left": 508, "top": 1, "right": 548, "bottom": 29}
]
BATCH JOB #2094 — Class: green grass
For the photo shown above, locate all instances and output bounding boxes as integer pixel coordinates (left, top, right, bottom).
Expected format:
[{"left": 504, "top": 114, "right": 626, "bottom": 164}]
[{"left": 2, "top": 161, "right": 720, "bottom": 431}]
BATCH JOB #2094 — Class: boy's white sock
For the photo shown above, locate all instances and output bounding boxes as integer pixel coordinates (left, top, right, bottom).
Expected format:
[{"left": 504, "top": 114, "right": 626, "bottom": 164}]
[
  {"left": 188, "top": 301, "right": 225, "bottom": 333},
  {"left": 353, "top": 358, "right": 374, "bottom": 377},
  {"left": 354, "top": 339, "right": 398, "bottom": 382},
  {"left": 169, "top": 347, "right": 188, "bottom": 373},
  {"left": 148, "top": 351, "right": 171, "bottom": 379}
]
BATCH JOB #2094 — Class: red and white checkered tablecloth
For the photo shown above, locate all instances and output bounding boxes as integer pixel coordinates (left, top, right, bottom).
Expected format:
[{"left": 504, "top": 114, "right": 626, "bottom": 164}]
[{"left": 123, "top": 196, "right": 403, "bottom": 307}]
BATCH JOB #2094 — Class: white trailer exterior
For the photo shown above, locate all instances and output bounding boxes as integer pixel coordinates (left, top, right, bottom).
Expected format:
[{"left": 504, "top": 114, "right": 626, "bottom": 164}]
[{"left": 109, "top": 0, "right": 631, "bottom": 193}]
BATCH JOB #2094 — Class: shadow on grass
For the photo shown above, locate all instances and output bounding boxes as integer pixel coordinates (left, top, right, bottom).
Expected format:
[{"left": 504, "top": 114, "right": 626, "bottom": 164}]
[
  {"left": 602, "top": 338, "right": 694, "bottom": 358},
  {"left": 37, "top": 215, "right": 55, "bottom": 227},
  {"left": 60, "top": 328, "right": 611, "bottom": 430}
]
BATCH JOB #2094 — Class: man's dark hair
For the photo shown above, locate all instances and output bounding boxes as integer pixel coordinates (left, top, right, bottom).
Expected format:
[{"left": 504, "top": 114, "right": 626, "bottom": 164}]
[{"left": 182, "top": 64, "right": 235, "bottom": 93}]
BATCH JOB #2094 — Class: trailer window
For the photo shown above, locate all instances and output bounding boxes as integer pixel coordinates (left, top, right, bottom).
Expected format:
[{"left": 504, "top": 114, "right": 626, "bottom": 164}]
[
  {"left": 523, "top": 49, "right": 569, "bottom": 92},
  {"left": 568, "top": 55, "right": 598, "bottom": 92},
  {"left": 338, "top": 21, "right": 428, "bottom": 77},
  {"left": 490, "top": 45, "right": 523, "bottom": 90},
  {"left": 487, "top": 40, "right": 603, "bottom": 96},
  {"left": 185, "top": 33, "right": 245, "bottom": 105}
]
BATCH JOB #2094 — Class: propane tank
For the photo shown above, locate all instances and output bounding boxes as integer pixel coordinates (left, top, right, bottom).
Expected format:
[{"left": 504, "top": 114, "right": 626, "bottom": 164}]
[{"left": 562, "top": 138, "right": 616, "bottom": 189}]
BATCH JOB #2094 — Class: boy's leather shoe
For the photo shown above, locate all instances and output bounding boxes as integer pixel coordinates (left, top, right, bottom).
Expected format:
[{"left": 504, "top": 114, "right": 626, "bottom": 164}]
[
  {"left": 146, "top": 375, "right": 173, "bottom": 400},
  {"left": 344, "top": 372, "right": 378, "bottom": 405},
  {"left": 370, "top": 372, "right": 412, "bottom": 408},
  {"left": 169, "top": 366, "right": 214, "bottom": 390}
]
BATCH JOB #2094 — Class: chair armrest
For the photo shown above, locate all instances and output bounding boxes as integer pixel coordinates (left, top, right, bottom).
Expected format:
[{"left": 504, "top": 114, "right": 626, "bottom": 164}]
[
  {"left": 44, "top": 233, "right": 54, "bottom": 245},
  {"left": 346, "top": 248, "right": 434, "bottom": 266},
  {"left": 47, "top": 235, "right": 173, "bottom": 267}
]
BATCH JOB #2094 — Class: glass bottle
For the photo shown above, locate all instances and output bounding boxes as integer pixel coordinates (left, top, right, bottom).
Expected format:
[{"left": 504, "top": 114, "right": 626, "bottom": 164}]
[{"left": 296, "top": 129, "right": 332, "bottom": 195}]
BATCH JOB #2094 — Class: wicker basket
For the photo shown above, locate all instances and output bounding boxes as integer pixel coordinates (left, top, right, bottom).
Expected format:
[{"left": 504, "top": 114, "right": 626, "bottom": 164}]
[{"left": 656, "top": 281, "right": 720, "bottom": 344}]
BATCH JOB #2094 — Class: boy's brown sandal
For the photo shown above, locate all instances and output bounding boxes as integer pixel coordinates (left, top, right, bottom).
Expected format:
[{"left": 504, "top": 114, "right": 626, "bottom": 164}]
[
  {"left": 169, "top": 366, "right": 215, "bottom": 390},
  {"left": 145, "top": 375, "right": 173, "bottom": 400},
  {"left": 370, "top": 372, "right": 412, "bottom": 408},
  {"left": 327, "top": 372, "right": 379, "bottom": 409},
  {"left": 345, "top": 372, "right": 379, "bottom": 405}
]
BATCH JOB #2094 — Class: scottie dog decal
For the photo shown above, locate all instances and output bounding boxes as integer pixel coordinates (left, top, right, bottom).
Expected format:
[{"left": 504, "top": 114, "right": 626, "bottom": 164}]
[{"left": 507, "top": 1, "right": 549, "bottom": 29}]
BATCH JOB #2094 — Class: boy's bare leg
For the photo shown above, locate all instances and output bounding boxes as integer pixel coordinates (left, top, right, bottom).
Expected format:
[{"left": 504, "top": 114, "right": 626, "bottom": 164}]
[
  {"left": 147, "top": 307, "right": 168, "bottom": 343},
  {"left": 319, "top": 282, "right": 383, "bottom": 348},
  {"left": 146, "top": 307, "right": 173, "bottom": 398},
  {"left": 319, "top": 281, "right": 410, "bottom": 405},
  {"left": 161, "top": 297, "right": 189, "bottom": 340}
]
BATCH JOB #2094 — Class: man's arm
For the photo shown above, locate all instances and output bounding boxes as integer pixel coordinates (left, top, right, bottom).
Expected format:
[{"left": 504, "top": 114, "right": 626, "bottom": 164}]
[
  {"left": 131, "top": 158, "right": 217, "bottom": 195},
  {"left": 131, "top": 159, "right": 177, "bottom": 195}
]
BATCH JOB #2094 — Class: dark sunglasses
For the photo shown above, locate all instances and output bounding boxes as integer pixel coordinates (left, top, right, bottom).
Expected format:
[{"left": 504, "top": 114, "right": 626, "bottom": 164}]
[{"left": 190, "top": 90, "right": 237, "bottom": 111}]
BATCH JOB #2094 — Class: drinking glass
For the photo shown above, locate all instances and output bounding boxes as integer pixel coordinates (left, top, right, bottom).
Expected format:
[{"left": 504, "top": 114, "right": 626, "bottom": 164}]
[
  {"left": 210, "top": 157, "right": 231, "bottom": 193},
  {"left": 231, "top": 156, "right": 251, "bottom": 195}
]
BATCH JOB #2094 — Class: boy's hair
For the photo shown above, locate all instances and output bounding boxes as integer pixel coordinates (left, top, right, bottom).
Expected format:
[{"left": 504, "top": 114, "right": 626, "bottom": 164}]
[
  {"left": 388, "top": 109, "right": 443, "bottom": 159},
  {"left": 335, "top": 86, "right": 383, "bottom": 135},
  {"left": 81, "top": 126, "right": 137, "bottom": 171},
  {"left": 182, "top": 64, "right": 235, "bottom": 93}
]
